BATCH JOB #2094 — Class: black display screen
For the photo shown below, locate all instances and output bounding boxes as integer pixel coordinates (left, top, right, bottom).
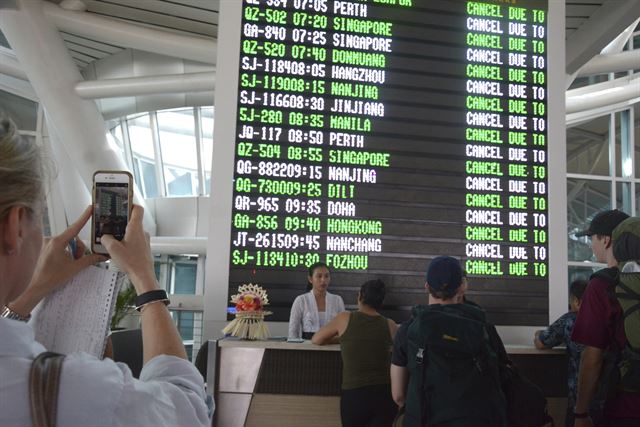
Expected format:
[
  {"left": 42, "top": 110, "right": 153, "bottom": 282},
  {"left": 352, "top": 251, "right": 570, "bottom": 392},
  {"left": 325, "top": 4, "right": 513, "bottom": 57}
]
[{"left": 226, "top": 0, "right": 550, "bottom": 325}]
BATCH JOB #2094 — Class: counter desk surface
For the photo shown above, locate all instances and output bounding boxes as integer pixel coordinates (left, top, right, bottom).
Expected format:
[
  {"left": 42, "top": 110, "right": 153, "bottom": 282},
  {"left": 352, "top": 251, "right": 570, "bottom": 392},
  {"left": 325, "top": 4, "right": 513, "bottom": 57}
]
[
  {"left": 211, "top": 338, "right": 567, "bottom": 427},
  {"left": 216, "top": 337, "right": 564, "bottom": 354}
]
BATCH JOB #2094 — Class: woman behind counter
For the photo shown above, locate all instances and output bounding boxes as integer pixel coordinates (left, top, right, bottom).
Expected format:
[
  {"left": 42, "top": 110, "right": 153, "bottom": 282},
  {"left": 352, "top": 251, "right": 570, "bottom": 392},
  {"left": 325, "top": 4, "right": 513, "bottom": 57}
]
[
  {"left": 312, "top": 279, "right": 398, "bottom": 427},
  {"left": 288, "top": 262, "right": 345, "bottom": 339}
]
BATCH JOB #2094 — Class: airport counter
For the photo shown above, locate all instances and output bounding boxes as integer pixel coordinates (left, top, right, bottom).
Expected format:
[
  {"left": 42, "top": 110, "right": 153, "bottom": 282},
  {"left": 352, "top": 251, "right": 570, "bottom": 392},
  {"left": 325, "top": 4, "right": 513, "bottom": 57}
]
[{"left": 207, "top": 338, "right": 567, "bottom": 427}]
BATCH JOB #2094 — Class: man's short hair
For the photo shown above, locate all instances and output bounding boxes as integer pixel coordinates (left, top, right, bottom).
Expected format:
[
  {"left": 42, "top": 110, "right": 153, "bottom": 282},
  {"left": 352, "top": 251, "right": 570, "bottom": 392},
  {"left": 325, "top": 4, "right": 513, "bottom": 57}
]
[
  {"left": 569, "top": 279, "right": 588, "bottom": 300},
  {"left": 426, "top": 256, "right": 463, "bottom": 300},
  {"left": 359, "top": 279, "right": 386, "bottom": 309}
]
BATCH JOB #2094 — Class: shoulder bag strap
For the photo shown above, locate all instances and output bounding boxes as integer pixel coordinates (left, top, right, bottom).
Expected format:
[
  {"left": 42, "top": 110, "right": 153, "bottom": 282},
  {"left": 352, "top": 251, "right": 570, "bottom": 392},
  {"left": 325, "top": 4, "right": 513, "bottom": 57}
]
[{"left": 29, "top": 352, "right": 64, "bottom": 427}]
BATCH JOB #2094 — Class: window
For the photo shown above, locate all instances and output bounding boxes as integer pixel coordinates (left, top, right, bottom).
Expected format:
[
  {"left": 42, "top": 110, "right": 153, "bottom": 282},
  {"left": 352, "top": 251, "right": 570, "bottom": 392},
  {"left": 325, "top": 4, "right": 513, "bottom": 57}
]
[
  {"left": 170, "top": 310, "right": 203, "bottom": 362},
  {"left": 567, "top": 107, "right": 639, "bottom": 274},
  {"left": 153, "top": 255, "right": 204, "bottom": 362},
  {"left": 107, "top": 106, "right": 214, "bottom": 199},
  {"left": 157, "top": 109, "right": 199, "bottom": 197},
  {"left": 0, "top": 90, "right": 38, "bottom": 131},
  {"left": 127, "top": 114, "right": 159, "bottom": 198},
  {"left": 201, "top": 107, "right": 214, "bottom": 195}
]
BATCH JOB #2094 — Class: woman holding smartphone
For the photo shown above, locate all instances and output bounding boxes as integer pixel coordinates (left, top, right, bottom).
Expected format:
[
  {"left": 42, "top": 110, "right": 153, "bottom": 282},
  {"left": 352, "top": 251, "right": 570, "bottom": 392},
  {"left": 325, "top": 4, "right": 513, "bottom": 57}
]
[
  {"left": 288, "top": 262, "right": 345, "bottom": 339},
  {"left": 0, "top": 117, "right": 209, "bottom": 426}
]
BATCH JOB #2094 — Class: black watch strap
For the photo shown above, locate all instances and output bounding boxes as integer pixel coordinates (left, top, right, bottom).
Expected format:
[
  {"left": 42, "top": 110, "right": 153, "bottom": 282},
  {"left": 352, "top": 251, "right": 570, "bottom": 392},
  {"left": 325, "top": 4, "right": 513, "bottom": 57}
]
[
  {"left": 573, "top": 411, "right": 589, "bottom": 419},
  {"left": 135, "top": 290, "right": 170, "bottom": 311}
]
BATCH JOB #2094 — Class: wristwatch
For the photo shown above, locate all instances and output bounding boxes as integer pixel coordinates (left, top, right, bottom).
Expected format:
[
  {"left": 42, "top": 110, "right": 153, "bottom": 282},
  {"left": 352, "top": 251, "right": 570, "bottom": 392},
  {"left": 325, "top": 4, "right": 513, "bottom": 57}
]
[{"left": 1, "top": 305, "right": 31, "bottom": 322}]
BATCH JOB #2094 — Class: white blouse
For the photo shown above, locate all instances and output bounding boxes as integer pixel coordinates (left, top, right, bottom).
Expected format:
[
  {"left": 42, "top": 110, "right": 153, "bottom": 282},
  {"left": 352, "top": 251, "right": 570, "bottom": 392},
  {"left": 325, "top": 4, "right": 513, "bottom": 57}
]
[
  {"left": 0, "top": 318, "right": 210, "bottom": 427},
  {"left": 288, "top": 291, "right": 345, "bottom": 338}
]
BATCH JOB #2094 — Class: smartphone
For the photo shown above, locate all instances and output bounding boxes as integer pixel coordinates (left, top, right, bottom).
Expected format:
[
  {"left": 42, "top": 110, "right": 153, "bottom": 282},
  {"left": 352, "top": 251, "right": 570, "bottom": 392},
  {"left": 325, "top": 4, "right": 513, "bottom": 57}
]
[{"left": 91, "top": 171, "right": 133, "bottom": 254}]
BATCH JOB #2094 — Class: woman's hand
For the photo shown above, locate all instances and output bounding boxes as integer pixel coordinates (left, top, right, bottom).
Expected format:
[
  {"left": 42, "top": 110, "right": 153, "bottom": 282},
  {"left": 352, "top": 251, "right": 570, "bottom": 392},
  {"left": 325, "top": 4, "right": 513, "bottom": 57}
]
[
  {"left": 101, "top": 205, "right": 158, "bottom": 295},
  {"left": 10, "top": 206, "right": 107, "bottom": 316}
]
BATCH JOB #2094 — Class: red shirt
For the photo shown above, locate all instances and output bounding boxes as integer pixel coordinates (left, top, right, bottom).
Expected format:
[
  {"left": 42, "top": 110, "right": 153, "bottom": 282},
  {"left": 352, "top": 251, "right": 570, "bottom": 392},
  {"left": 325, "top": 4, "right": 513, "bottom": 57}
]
[{"left": 572, "top": 274, "right": 640, "bottom": 418}]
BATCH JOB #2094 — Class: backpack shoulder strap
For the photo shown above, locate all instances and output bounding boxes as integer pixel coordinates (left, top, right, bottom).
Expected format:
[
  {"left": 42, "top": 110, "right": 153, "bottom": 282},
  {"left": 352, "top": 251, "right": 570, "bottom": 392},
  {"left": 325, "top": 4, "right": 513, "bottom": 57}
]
[
  {"left": 406, "top": 305, "right": 433, "bottom": 425},
  {"left": 616, "top": 280, "right": 640, "bottom": 318},
  {"left": 30, "top": 351, "right": 65, "bottom": 427},
  {"left": 591, "top": 267, "right": 622, "bottom": 314},
  {"left": 590, "top": 267, "right": 620, "bottom": 287}
]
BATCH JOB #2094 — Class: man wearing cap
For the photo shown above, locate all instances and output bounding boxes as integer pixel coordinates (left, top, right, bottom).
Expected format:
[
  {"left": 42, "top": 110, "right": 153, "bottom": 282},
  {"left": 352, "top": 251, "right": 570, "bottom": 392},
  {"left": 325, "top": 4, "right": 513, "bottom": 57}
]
[
  {"left": 390, "top": 256, "right": 507, "bottom": 426},
  {"left": 571, "top": 209, "right": 639, "bottom": 426}
]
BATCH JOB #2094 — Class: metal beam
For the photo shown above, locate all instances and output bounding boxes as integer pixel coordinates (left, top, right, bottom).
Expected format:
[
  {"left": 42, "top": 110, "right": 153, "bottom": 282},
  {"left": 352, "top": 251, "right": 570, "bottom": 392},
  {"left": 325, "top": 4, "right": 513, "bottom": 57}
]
[
  {"left": 577, "top": 50, "right": 640, "bottom": 78},
  {"left": 76, "top": 71, "right": 215, "bottom": 99},
  {"left": 566, "top": 0, "right": 640, "bottom": 75},
  {"left": 150, "top": 237, "right": 208, "bottom": 255},
  {"left": 566, "top": 73, "right": 640, "bottom": 114}
]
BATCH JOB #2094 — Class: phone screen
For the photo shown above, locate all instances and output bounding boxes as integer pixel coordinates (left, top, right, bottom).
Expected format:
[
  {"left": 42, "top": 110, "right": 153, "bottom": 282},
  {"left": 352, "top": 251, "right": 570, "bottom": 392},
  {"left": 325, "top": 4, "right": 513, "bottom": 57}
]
[{"left": 94, "top": 181, "right": 130, "bottom": 244}]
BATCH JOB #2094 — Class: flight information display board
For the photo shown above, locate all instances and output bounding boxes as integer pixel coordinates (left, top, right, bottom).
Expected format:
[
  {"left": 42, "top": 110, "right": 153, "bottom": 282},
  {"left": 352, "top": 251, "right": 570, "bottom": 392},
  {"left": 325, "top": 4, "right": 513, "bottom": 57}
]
[{"left": 226, "top": 0, "right": 550, "bottom": 325}]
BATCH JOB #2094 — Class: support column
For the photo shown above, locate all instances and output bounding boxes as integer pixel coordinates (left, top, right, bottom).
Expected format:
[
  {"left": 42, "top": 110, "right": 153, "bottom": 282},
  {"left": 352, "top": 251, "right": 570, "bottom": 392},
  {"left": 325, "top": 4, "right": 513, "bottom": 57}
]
[{"left": 0, "top": 0, "right": 156, "bottom": 233}]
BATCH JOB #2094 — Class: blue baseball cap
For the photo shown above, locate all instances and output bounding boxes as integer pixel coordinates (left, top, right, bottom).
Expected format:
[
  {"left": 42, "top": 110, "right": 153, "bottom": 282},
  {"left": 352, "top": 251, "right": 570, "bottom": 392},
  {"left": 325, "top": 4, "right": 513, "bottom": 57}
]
[{"left": 427, "top": 256, "right": 463, "bottom": 293}]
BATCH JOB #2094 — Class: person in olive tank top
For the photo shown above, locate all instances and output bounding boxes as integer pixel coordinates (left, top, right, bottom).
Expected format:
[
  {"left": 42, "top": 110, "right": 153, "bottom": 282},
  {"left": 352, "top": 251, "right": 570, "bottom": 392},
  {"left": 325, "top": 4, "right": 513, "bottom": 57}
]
[{"left": 312, "top": 279, "right": 398, "bottom": 427}]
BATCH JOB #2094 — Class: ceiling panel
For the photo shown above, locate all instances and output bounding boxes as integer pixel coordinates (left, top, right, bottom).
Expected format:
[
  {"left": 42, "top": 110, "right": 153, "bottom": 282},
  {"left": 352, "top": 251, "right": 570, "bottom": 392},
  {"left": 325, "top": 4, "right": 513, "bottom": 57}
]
[
  {"left": 64, "top": 40, "right": 115, "bottom": 60},
  {"left": 60, "top": 32, "right": 124, "bottom": 55},
  {"left": 93, "top": 0, "right": 219, "bottom": 24},
  {"left": 85, "top": 0, "right": 217, "bottom": 37},
  {"left": 566, "top": 4, "right": 604, "bottom": 18}
]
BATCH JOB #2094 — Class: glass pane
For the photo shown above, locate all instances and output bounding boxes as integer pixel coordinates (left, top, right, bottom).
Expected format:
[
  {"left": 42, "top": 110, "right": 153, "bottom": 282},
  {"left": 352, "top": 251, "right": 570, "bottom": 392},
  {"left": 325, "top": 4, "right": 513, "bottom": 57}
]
[
  {"left": 128, "top": 114, "right": 154, "bottom": 160},
  {"left": 567, "top": 179, "right": 611, "bottom": 261},
  {"left": 128, "top": 114, "right": 157, "bottom": 197},
  {"left": 169, "top": 310, "right": 203, "bottom": 362},
  {"left": 0, "top": 30, "right": 10, "bottom": 49},
  {"left": 616, "top": 110, "right": 633, "bottom": 178},
  {"left": 616, "top": 181, "right": 632, "bottom": 214},
  {"left": 201, "top": 107, "right": 213, "bottom": 196},
  {"left": 157, "top": 109, "right": 198, "bottom": 197},
  {"left": 110, "top": 124, "right": 124, "bottom": 150},
  {"left": 0, "top": 90, "right": 37, "bottom": 130},
  {"left": 107, "top": 124, "right": 128, "bottom": 168},
  {"left": 636, "top": 117, "right": 640, "bottom": 179},
  {"left": 140, "top": 160, "right": 159, "bottom": 198},
  {"left": 204, "top": 173, "right": 211, "bottom": 196},
  {"left": 178, "top": 312, "right": 195, "bottom": 340},
  {"left": 154, "top": 261, "right": 161, "bottom": 282},
  {"left": 132, "top": 159, "right": 142, "bottom": 195},
  {"left": 201, "top": 107, "right": 214, "bottom": 177},
  {"left": 566, "top": 115, "right": 609, "bottom": 176},
  {"left": 164, "top": 166, "right": 194, "bottom": 196},
  {"left": 172, "top": 257, "right": 197, "bottom": 295}
]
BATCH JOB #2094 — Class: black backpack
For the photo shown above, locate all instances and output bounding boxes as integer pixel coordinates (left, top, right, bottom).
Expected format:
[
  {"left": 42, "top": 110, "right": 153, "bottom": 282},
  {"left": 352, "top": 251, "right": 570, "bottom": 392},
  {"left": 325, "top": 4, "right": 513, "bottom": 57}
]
[
  {"left": 403, "top": 304, "right": 507, "bottom": 427},
  {"left": 502, "top": 363, "right": 554, "bottom": 427}
]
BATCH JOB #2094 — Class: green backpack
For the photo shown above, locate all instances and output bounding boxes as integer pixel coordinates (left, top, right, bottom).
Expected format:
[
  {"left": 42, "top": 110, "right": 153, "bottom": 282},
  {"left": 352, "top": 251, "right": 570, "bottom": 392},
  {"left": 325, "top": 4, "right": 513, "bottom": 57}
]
[
  {"left": 607, "top": 217, "right": 640, "bottom": 392},
  {"left": 404, "top": 303, "right": 507, "bottom": 427}
]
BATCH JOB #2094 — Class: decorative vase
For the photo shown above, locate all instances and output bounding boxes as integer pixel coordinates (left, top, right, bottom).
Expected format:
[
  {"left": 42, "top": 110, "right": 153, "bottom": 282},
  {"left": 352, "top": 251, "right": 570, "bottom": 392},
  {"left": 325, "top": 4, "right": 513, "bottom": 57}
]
[
  {"left": 223, "top": 310, "right": 270, "bottom": 340},
  {"left": 223, "top": 283, "right": 271, "bottom": 340}
]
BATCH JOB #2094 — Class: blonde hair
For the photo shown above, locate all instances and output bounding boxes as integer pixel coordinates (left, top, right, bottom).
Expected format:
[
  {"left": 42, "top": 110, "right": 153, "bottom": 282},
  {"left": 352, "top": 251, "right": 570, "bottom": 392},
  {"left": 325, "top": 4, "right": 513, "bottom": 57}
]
[{"left": 0, "top": 116, "right": 45, "bottom": 219}]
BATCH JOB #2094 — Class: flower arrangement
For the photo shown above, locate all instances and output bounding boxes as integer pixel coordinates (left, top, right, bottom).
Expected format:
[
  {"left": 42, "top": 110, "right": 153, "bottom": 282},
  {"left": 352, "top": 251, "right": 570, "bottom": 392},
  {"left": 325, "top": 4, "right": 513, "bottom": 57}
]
[{"left": 222, "top": 283, "right": 272, "bottom": 340}]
